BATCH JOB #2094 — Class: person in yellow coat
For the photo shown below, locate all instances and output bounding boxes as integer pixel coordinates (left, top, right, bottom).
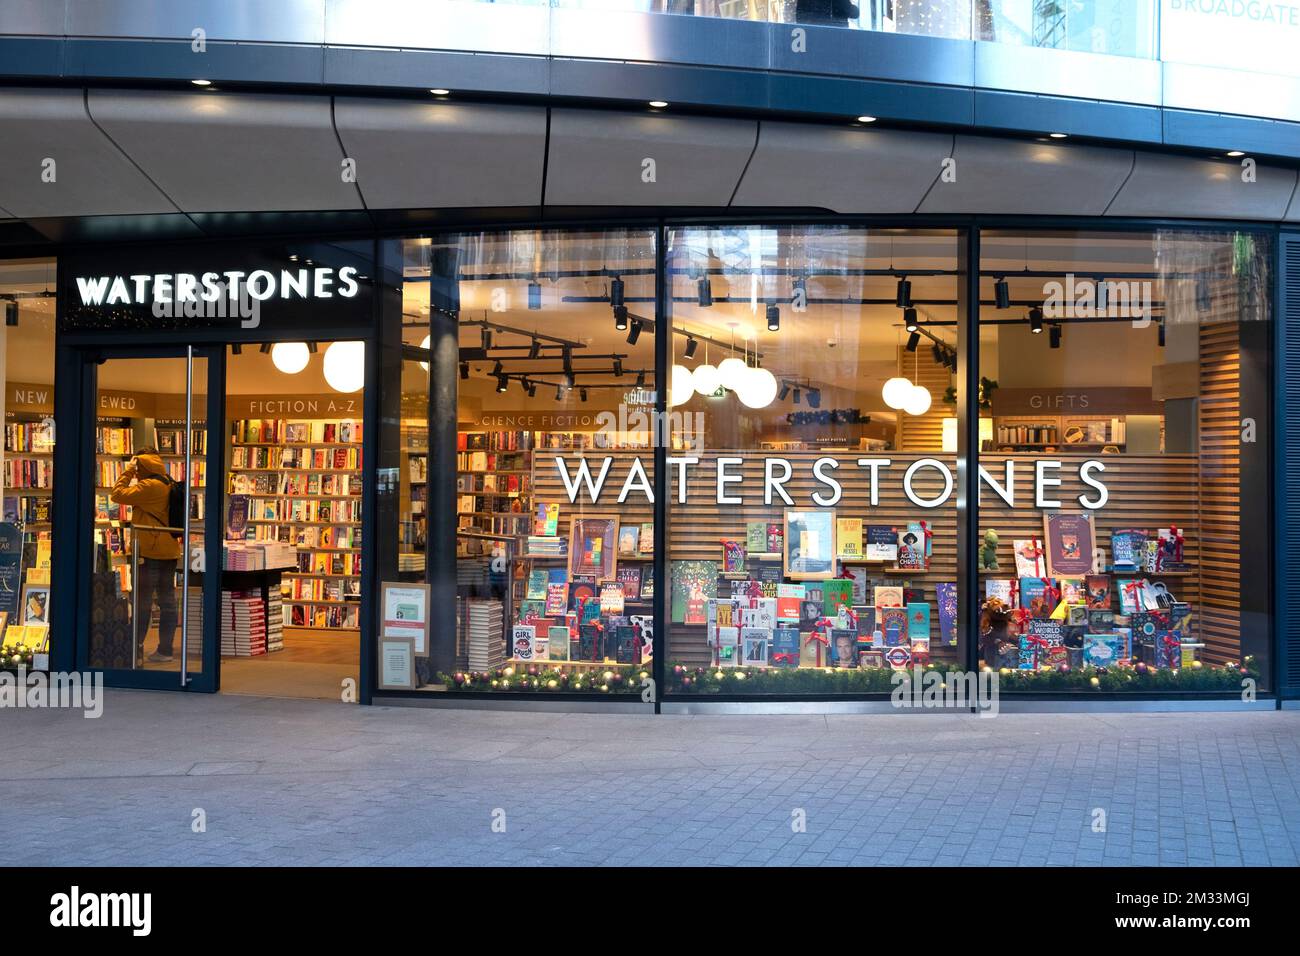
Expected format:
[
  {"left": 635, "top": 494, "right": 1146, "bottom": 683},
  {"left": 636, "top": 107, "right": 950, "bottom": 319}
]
[{"left": 110, "top": 449, "right": 182, "bottom": 662}]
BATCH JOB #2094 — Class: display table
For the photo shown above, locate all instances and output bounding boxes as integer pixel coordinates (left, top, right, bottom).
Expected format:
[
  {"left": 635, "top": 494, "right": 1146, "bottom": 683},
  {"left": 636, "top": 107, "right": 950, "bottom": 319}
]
[{"left": 193, "top": 564, "right": 293, "bottom": 655}]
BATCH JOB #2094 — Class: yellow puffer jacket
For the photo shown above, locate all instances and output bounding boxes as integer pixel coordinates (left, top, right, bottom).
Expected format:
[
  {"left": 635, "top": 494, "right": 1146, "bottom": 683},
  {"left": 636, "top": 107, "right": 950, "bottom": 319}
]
[{"left": 109, "top": 452, "right": 182, "bottom": 561}]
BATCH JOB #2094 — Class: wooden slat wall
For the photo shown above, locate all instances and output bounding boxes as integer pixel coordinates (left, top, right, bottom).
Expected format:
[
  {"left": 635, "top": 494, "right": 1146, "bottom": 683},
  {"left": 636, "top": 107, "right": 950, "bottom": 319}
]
[
  {"left": 896, "top": 346, "right": 952, "bottom": 452},
  {"left": 1197, "top": 321, "right": 1242, "bottom": 664}
]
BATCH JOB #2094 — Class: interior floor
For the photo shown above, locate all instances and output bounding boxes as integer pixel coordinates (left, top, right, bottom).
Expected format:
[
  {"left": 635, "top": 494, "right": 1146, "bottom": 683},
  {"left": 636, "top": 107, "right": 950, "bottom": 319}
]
[{"left": 219, "top": 629, "right": 359, "bottom": 701}]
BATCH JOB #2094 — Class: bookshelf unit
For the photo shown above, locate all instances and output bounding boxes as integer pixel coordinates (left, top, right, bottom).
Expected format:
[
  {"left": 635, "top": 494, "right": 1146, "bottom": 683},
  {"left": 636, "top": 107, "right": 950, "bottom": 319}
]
[
  {"left": 228, "top": 418, "right": 363, "bottom": 631},
  {"left": 992, "top": 414, "right": 1130, "bottom": 452}
]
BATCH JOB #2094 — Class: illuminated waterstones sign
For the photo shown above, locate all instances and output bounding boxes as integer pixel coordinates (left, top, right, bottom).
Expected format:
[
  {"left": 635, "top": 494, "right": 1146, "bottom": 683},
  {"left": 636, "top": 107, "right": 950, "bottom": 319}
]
[
  {"left": 553, "top": 456, "right": 1110, "bottom": 509},
  {"left": 74, "top": 266, "right": 361, "bottom": 307}
]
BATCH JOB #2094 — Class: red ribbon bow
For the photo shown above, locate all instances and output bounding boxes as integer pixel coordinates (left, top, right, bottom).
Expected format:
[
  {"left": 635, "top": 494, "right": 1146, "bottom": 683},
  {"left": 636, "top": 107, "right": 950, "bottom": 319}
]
[
  {"left": 803, "top": 631, "right": 830, "bottom": 667},
  {"left": 773, "top": 652, "right": 795, "bottom": 665}
]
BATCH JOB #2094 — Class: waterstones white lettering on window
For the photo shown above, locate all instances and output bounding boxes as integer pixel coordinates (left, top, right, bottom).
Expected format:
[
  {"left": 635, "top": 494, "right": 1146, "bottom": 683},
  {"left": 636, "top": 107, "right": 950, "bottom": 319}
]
[
  {"left": 551, "top": 456, "right": 1110, "bottom": 510},
  {"left": 74, "top": 266, "right": 360, "bottom": 306}
]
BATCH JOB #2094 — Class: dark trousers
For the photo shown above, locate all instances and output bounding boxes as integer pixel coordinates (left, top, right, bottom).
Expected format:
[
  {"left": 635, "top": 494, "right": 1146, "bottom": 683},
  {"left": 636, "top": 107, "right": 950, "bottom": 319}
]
[{"left": 136, "top": 557, "right": 179, "bottom": 655}]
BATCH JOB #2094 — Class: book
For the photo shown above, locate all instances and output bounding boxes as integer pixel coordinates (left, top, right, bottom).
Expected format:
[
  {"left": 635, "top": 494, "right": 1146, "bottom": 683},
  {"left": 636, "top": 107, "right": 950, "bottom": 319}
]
[
  {"left": 640, "top": 564, "right": 654, "bottom": 601},
  {"left": 896, "top": 522, "right": 929, "bottom": 570},
  {"left": 547, "top": 625, "right": 571, "bottom": 661},
  {"left": 1085, "top": 574, "right": 1111, "bottom": 609},
  {"left": 526, "top": 569, "right": 548, "bottom": 601},
  {"left": 776, "top": 583, "right": 805, "bottom": 622},
  {"left": 617, "top": 525, "right": 640, "bottom": 556},
  {"left": 936, "top": 582, "right": 958, "bottom": 645},
  {"left": 822, "top": 578, "right": 854, "bottom": 616},
  {"left": 1110, "top": 529, "right": 1146, "bottom": 573},
  {"left": 1013, "top": 538, "right": 1045, "bottom": 578},
  {"left": 771, "top": 627, "right": 800, "bottom": 667},
  {"left": 671, "top": 560, "right": 717, "bottom": 625},
  {"left": 852, "top": 605, "right": 876, "bottom": 639},
  {"left": 741, "top": 627, "right": 770, "bottom": 666},
  {"left": 1059, "top": 577, "right": 1085, "bottom": 606},
  {"left": 534, "top": 502, "right": 559, "bottom": 536},
  {"left": 599, "top": 581, "right": 625, "bottom": 614},
  {"left": 511, "top": 625, "right": 538, "bottom": 661},
  {"left": 616, "top": 566, "right": 642, "bottom": 602},
  {"left": 879, "top": 607, "right": 907, "bottom": 646},
  {"left": 873, "top": 585, "right": 904, "bottom": 608},
  {"left": 865, "top": 525, "right": 897, "bottom": 562},
  {"left": 638, "top": 522, "right": 654, "bottom": 553},
  {"left": 906, "top": 602, "right": 930, "bottom": 645},
  {"left": 830, "top": 628, "right": 857, "bottom": 666},
  {"left": 721, "top": 539, "right": 747, "bottom": 574},
  {"left": 1019, "top": 577, "right": 1053, "bottom": 618},
  {"left": 746, "top": 522, "right": 768, "bottom": 554},
  {"left": 766, "top": 523, "right": 784, "bottom": 554},
  {"left": 544, "top": 570, "right": 570, "bottom": 616},
  {"left": 985, "top": 578, "right": 1014, "bottom": 605},
  {"left": 836, "top": 518, "right": 863, "bottom": 559}
]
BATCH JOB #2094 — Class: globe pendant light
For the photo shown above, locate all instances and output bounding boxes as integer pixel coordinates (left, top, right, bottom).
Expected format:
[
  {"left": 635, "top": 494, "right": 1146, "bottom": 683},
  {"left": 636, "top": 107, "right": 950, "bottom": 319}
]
[
  {"left": 692, "top": 363, "right": 721, "bottom": 397},
  {"left": 737, "top": 365, "right": 779, "bottom": 409},
  {"left": 323, "top": 340, "right": 365, "bottom": 393},
  {"left": 718, "top": 355, "right": 748, "bottom": 392},
  {"left": 882, "top": 376, "right": 913, "bottom": 409},
  {"left": 903, "top": 383, "right": 932, "bottom": 416},
  {"left": 669, "top": 363, "right": 694, "bottom": 407},
  {"left": 270, "top": 341, "right": 310, "bottom": 374}
]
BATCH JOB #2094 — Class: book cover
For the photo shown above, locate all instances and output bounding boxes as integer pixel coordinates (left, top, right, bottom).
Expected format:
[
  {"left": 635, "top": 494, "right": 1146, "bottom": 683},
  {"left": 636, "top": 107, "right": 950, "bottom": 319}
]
[
  {"left": 771, "top": 627, "right": 800, "bottom": 667},
  {"left": 511, "top": 625, "right": 537, "bottom": 661},
  {"left": 715, "top": 625, "right": 739, "bottom": 667},
  {"left": 1042, "top": 512, "right": 1095, "bottom": 577},
  {"left": 897, "top": 527, "right": 926, "bottom": 569},
  {"left": 746, "top": 521, "right": 768, "bottom": 554},
  {"left": 1019, "top": 577, "right": 1052, "bottom": 618},
  {"left": 1085, "top": 574, "right": 1111, "bottom": 609},
  {"left": 741, "top": 627, "right": 770, "bottom": 666},
  {"left": 984, "top": 578, "right": 1014, "bottom": 605},
  {"left": 935, "top": 582, "right": 957, "bottom": 644},
  {"left": 776, "top": 583, "right": 805, "bottom": 622},
  {"left": 547, "top": 625, "right": 571, "bottom": 661},
  {"left": 799, "top": 599, "right": 822, "bottom": 627},
  {"left": 865, "top": 525, "right": 898, "bottom": 562},
  {"left": 616, "top": 566, "right": 642, "bottom": 602},
  {"left": 526, "top": 569, "right": 548, "bottom": 601},
  {"left": 534, "top": 502, "right": 559, "bottom": 536},
  {"left": 852, "top": 605, "right": 876, "bottom": 638},
  {"left": 1110, "top": 529, "right": 1146, "bottom": 572},
  {"left": 822, "top": 578, "right": 854, "bottom": 616},
  {"left": 880, "top": 607, "right": 907, "bottom": 646},
  {"left": 873, "top": 585, "right": 904, "bottom": 608},
  {"left": 1013, "top": 538, "right": 1045, "bottom": 578},
  {"left": 836, "top": 518, "right": 863, "bottom": 559},
  {"left": 629, "top": 614, "right": 654, "bottom": 663},
  {"left": 569, "top": 575, "right": 598, "bottom": 612},
  {"left": 830, "top": 628, "right": 857, "bottom": 666},
  {"left": 1087, "top": 608, "right": 1116, "bottom": 633},
  {"left": 766, "top": 522, "right": 784, "bottom": 554},
  {"left": 599, "top": 581, "right": 625, "bottom": 614},
  {"left": 1082, "top": 632, "right": 1123, "bottom": 667},
  {"left": 671, "top": 560, "right": 718, "bottom": 625},
  {"left": 640, "top": 563, "right": 655, "bottom": 600},
  {"left": 639, "top": 522, "right": 654, "bottom": 553},
  {"left": 1059, "top": 577, "right": 1085, "bottom": 606},
  {"left": 721, "top": 539, "right": 747, "bottom": 574},
  {"left": 906, "top": 602, "right": 930, "bottom": 644},
  {"left": 617, "top": 525, "right": 640, "bottom": 556}
]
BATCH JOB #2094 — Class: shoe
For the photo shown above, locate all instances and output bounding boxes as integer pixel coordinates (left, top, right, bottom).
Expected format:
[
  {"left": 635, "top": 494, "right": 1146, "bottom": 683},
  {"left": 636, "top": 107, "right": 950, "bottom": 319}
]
[{"left": 147, "top": 652, "right": 174, "bottom": 663}]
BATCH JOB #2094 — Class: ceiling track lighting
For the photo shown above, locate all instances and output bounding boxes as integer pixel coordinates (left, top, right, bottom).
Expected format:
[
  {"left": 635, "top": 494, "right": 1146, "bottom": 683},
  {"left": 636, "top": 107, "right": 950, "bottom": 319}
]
[
  {"left": 636, "top": 369, "right": 646, "bottom": 388},
  {"left": 994, "top": 277, "right": 1010, "bottom": 310},
  {"left": 231, "top": 342, "right": 242, "bottom": 355},
  {"left": 580, "top": 387, "right": 589, "bottom": 402},
  {"left": 492, "top": 360, "right": 503, "bottom": 376},
  {"left": 793, "top": 387, "right": 801, "bottom": 405},
  {"left": 527, "top": 280, "right": 542, "bottom": 311},
  {"left": 906, "top": 331, "right": 921, "bottom": 352},
  {"left": 903, "top": 307, "right": 919, "bottom": 332},
  {"left": 931, "top": 343, "right": 943, "bottom": 364},
  {"left": 481, "top": 328, "right": 492, "bottom": 350},
  {"left": 684, "top": 336, "right": 698, "bottom": 359},
  {"left": 528, "top": 338, "right": 540, "bottom": 360},
  {"left": 1158, "top": 320, "right": 1166, "bottom": 347},
  {"left": 495, "top": 373, "right": 509, "bottom": 393},
  {"left": 697, "top": 276, "right": 713, "bottom": 307},
  {"left": 555, "top": 384, "right": 565, "bottom": 401},
  {"left": 613, "top": 358, "right": 624, "bottom": 377},
  {"left": 1029, "top": 306, "right": 1044, "bottom": 334},
  {"left": 614, "top": 305, "right": 629, "bottom": 331},
  {"left": 778, "top": 382, "right": 791, "bottom": 401},
  {"left": 626, "top": 318, "right": 643, "bottom": 345},
  {"left": 766, "top": 303, "right": 780, "bottom": 332},
  {"left": 1048, "top": 324, "right": 1062, "bottom": 349},
  {"left": 895, "top": 276, "right": 912, "bottom": 309},
  {"left": 609, "top": 276, "right": 625, "bottom": 308},
  {"left": 527, "top": 380, "right": 537, "bottom": 398},
  {"left": 259, "top": 343, "right": 273, "bottom": 354}
]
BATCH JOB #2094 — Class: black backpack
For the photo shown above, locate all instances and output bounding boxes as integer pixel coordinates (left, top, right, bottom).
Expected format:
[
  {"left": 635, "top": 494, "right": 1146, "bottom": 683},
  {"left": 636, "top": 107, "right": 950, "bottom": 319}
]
[{"left": 158, "top": 474, "right": 187, "bottom": 540}]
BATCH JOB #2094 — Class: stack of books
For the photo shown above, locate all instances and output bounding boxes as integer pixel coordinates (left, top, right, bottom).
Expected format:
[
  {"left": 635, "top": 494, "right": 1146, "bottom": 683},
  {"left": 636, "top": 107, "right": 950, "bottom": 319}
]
[
  {"left": 265, "top": 587, "right": 284, "bottom": 653},
  {"left": 185, "top": 588, "right": 204, "bottom": 660},
  {"left": 525, "top": 536, "right": 565, "bottom": 557},
  {"left": 220, "top": 590, "right": 267, "bottom": 657},
  {"left": 465, "top": 599, "right": 505, "bottom": 671}
]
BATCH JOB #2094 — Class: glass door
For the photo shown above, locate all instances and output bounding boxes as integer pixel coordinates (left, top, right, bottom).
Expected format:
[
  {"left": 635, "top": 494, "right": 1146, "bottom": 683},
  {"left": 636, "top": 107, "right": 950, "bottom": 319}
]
[{"left": 83, "top": 346, "right": 221, "bottom": 691}]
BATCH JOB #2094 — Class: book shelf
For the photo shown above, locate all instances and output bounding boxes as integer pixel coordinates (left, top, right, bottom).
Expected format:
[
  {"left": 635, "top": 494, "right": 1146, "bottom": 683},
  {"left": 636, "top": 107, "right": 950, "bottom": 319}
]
[
  {"left": 992, "top": 414, "right": 1129, "bottom": 451},
  {"left": 228, "top": 418, "right": 363, "bottom": 631},
  {"left": 4, "top": 416, "right": 54, "bottom": 533}
]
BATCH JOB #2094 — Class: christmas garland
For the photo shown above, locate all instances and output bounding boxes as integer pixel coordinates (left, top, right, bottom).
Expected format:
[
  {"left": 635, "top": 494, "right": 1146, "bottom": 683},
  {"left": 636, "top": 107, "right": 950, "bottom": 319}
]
[
  {"left": 0, "top": 644, "right": 36, "bottom": 671},
  {"left": 440, "top": 662, "right": 646, "bottom": 694}
]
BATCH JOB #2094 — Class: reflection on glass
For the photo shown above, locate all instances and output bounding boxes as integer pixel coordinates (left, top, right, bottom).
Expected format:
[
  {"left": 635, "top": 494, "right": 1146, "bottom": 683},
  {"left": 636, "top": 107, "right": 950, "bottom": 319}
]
[
  {"left": 976, "top": 229, "right": 1270, "bottom": 689},
  {"left": 664, "top": 225, "right": 963, "bottom": 694}
]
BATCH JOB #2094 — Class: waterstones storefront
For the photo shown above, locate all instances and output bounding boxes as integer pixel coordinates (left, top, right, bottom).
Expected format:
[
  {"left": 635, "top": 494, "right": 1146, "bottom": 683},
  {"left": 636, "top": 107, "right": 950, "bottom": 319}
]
[{"left": 0, "top": 221, "right": 1284, "bottom": 711}]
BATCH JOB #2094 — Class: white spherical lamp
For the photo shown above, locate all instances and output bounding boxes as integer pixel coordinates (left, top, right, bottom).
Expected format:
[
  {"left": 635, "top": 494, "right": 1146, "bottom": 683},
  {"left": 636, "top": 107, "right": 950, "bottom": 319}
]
[
  {"left": 669, "top": 364, "right": 693, "bottom": 407},
  {"left": 323, "top": 341, "right": 365, "bottom": 393},
  {"left": 692, "top": 363, "right": 721, "bottom": 397},
  {"left": 902, "top": 384, "right": 932, "bottom": 416},
  {"left": 882, "top": 376, "right": 913, "bottom": 409},
  {"left": 270, "top": 342, "right": 310, "bottom": 375},
  {"left": 737, "top": 366, "right": 779, "bottom": 409},
  {"left": 717, "top": 356, "right": 749, "bottom": 392},
  {"left": 418, "top": 333, "right": 431, "bottom": 372}
]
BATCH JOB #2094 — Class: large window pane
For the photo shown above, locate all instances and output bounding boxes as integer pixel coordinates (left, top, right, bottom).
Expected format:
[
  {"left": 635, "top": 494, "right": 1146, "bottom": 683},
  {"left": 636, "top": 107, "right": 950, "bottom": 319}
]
[
  {"left": 976, "top": 229, "right": 1270, "bottom": 690},
  {"left": 664, "top": 226, "right": 963, "bottom": 695}
]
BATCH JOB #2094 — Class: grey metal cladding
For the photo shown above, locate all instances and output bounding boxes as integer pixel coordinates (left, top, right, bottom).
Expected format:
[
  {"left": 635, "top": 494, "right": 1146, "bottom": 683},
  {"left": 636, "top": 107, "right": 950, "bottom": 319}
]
[{"left": 1106, "top": 152, "right": 1298, "bottom": 220}]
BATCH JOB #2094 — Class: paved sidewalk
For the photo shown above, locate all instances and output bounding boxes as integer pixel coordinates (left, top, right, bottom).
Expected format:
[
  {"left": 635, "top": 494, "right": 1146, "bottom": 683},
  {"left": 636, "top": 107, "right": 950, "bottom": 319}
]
[{"left": 3, "top": 690, "right": 1298, "bottom": 866}]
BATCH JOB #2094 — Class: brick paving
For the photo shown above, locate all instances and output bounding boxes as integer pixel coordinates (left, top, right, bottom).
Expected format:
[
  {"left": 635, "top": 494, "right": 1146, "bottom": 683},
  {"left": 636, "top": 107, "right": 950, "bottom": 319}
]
[{"left": 2, "top": 690, "right": 1298, "bottom": 866}]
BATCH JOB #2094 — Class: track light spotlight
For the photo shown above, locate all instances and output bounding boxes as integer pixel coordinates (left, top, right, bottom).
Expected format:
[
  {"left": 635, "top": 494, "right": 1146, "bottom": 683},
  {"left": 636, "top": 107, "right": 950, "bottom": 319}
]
[
  {"left": 895, "top": 276, "right": 912, "bottom": 309},
  {"left": 609, "top": 276, "right": 625, "bottom": 308},
  {"left": 555, "top": 384, "right": 564, "bottom": 401},
  {"left": 528, "top": 338, "right": 540, "bottom": 360},
  {"left": 259, "top": 343, "right": 273, "bottom": 354},
  {"left": 906, "top": 331, "right": 921, "bottom": 352},
  {"left": 231, "top": 342, "right": 242, "bottom": 355},
  {"left": 684, "top": 336, "right": 698, "bottom": 359},
  {"left": 526, "top": 380, "right": 537, "bottom": 398},
  {"left": 995, "top": 277, "right": 1010, "bottom": 310},
  {"left": 613, "top": 358, "right": 624, "bottom": 377},
  {"left": 1049, "top": 324, "right": 1061, "bottom": 349},
  {"left": 459, "top": 361, "right": 469, "bottom": 380},
  {"left": 932, "top": 343, "right": 943, "bottom": 364},
  {"left": 492, "top": 360, "right": 503, "bottom": 376},
  {"left": 766, "top": 303, "right": 780, "bottom": 332},
  {"left": 1158, "top": 320, "right": 1166, "bottom": 347},
  {"left": 807, "top": 388, "right": 821, "bottom": 409},
  {"left": 948, "top": 351, "right": 958, "bottom": 372},
  {"left": 495, "top": 373, "right": 509, "bottom": 393},
  {"left": 627, "top": 318, "right": 643, "bottom": 345},
  {"left": 1029, "top": 306, "right": 1044, "bottom": 334},
  {"left": 793, "top": 387, "right": 801, "bottom": 405},
  {"left": 636, "top": 369, "right": 646, "bottom": 388},
  {"left": 779, "top": 382, "right": 791, "bottom": 401},
  {"left": 527, "top": 281, "right": 542, "bottom": 310},
  {"left": 904, "top": 307, "right": 919, "bottom": 332},
  {"left": 481, "top": 328, "right": 492, "bottom": 350},
  {"left": 614, "top": 305, "right": 629, "bottom": 331},
  {"left": 580, "top": 387, "right": 589, "bottom": 402},
  {"left": 697, "top": 276, "right": 713, "bottom": 307},
  {"left": 307, "top": 342, "right": 318, "bottom": 354}
]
